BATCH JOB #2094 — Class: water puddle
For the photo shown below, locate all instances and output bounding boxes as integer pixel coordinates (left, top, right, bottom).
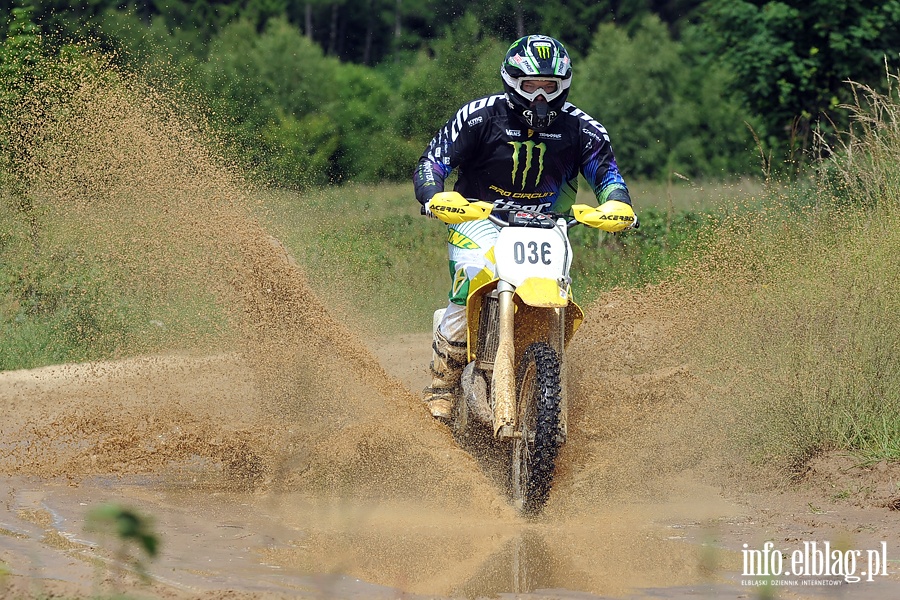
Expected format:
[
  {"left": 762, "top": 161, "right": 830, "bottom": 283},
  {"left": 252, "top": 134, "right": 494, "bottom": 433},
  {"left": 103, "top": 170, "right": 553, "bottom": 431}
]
[{"left": 0, "top": 474, "right": 762, "bottom": 598}]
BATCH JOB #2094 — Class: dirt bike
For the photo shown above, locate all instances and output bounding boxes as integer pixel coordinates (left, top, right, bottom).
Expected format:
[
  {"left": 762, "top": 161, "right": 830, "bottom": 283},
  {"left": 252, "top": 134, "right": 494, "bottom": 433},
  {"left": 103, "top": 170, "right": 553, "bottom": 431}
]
[{"left": 426, "top": 191, "right": 636, "bottom": 514}]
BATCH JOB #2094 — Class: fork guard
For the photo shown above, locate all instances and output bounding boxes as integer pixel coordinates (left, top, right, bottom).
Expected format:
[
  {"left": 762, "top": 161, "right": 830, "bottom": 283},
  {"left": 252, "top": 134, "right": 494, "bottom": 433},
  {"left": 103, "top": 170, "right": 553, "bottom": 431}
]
[{"left": 460, "top": 362, "right": 493, "bottom": 425}]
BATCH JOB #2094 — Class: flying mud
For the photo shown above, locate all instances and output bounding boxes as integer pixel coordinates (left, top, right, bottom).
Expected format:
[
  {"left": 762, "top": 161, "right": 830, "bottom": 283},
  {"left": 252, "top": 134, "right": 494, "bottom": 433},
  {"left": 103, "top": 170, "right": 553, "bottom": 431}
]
[{"left": 1, "top": 54, "right": 899, "bottom": 599}]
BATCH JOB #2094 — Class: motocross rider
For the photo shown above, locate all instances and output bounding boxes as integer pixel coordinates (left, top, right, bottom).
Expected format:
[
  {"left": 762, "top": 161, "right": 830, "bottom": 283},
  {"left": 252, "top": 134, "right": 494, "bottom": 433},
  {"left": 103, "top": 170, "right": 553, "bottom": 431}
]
[{"left": 413, "top": 34, "right": 636, "bottom": 420}]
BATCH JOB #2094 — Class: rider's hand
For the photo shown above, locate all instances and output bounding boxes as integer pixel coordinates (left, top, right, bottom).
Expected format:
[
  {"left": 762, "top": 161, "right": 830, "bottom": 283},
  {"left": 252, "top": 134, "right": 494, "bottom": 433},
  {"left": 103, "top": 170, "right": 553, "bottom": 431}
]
[
  {"left": 628, "top": 213, "right": 640, "bottom": 230},
  {"left": 422, "top": 200, "right": 437, "bottom": 219}
]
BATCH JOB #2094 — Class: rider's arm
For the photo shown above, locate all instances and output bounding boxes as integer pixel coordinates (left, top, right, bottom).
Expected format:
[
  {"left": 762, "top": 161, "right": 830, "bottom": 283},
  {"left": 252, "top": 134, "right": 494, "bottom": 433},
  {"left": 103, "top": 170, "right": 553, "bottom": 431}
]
[
  {"left": 413, "top": 156, "right": 450, "bottom": 207},
  {"left": 413, "top": 97, "right": 492, "bottom": 207},
  {"left": 579, "top": 118, "right": 632, "bottom": 206},
  {"left": 413, "top": 122, "right": 455, "bottom": 206}
]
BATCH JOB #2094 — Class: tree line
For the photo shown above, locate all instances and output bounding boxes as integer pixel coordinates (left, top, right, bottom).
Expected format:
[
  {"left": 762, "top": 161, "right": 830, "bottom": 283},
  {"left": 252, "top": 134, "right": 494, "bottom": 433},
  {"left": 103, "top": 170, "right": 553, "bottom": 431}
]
[{"left": 2, "top": 0, "right": 900, "bottom": 189}]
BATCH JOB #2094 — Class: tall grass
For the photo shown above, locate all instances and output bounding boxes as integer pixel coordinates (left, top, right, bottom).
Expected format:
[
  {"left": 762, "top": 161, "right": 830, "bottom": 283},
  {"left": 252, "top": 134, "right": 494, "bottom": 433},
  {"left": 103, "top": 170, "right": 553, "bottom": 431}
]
[
  {"left": 0, "top": 49, "right": 237, "bottom": 370},
  {"left": 680, "top": 74, "right": 900, "bottom": 468},
  {"left": 254, "top": 181, "right": 729, "bottom": 337}
]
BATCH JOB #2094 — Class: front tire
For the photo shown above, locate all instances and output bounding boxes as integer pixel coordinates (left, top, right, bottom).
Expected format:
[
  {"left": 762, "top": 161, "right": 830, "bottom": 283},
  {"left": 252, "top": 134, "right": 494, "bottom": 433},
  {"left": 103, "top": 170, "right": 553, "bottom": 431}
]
[{"left": 510, "top": 342, "right": 562, "bottom": 515}]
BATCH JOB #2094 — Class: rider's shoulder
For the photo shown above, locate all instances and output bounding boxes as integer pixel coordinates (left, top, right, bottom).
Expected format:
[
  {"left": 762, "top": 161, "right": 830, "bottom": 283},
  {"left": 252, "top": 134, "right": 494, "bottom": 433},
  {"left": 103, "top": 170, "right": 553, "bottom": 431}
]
[
  {"left": 559, "top": 102, "right": 611, "bottom": 140},
  {"left": 446, "top": 93, "right": 507, "bottom": 140}
]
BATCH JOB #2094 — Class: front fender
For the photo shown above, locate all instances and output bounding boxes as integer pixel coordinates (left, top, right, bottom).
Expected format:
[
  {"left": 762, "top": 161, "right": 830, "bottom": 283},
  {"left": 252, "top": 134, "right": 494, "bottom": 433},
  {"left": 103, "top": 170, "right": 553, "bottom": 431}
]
[
  {"left": 465, "top": 276, "right": 584, "bottom": 363},
  {"left": 515, "top": 277, "right": 569, "bottom": 308}
]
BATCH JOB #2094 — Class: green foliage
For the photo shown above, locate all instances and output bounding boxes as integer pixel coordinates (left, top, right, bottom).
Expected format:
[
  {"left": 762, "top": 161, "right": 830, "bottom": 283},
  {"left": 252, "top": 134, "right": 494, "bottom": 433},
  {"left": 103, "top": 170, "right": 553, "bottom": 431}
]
[
  {"left": 261, "top": 111, "right": 340, "bottom": 187},
  {"left": 397, "top": 14, "right": 506, "bottom": 143},
  {"left": 95, "top": 7, "right": 204, "bottom": 65},
  {"left": 2, "top": 0, "right": 707, "bottom": 67},
  {"left": 1, "top": 2, "right": 780, "bottom": 186},
  {"left": 0, "top": 1, "right": 41, "bottom": 194},
  {"left": 198, "top": 16, "right": 415, "bottom": 186},
  {"left": 702, "top": 0, "right": 900, "bottom": 170},
  {"left": 327, "top": 61, "right": 418, "bottom": 182},
  {"left": 86, "top": 503, "right": 159, "bottom": 582},
  {"left": 200, "top": 17, "right": 335, "bottom": 185},
  {"left": 574, "top": 15, "right": 758, "bottom": 181},
  {"left": 0, "top": 2, "right": 40, "bottom": 82},
  {"left": 202, "top": 18, "right": 315, "bottom": 129},
  {"left": 86, "top": 504, "right": 159, "bottom": 557}
]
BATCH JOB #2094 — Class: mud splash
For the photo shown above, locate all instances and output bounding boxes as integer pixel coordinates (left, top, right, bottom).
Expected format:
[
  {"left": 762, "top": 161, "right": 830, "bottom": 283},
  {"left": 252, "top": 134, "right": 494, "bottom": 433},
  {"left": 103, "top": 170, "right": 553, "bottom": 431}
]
[
  {"left": 3, "top": 52, "right": 899, "bottom": 600},
  {"left": 0, "top": 52, "right": 507, "bottom": 518}
]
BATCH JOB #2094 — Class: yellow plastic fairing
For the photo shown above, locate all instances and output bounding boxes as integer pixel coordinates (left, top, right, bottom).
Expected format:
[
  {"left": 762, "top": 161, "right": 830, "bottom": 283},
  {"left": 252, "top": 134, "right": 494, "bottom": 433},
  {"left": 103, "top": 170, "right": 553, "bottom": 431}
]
[
  {"left": 516, "top": 277, "right": 569, "bottom": 308},
  {"left": 572, "top": 201, "right": 636, "bottom": 232},
  {"left": 429, "top": 191, "right": 493, "bottom": 224},
  {"left": 468, "top": 268, "right": 495, "bottom": 296}
]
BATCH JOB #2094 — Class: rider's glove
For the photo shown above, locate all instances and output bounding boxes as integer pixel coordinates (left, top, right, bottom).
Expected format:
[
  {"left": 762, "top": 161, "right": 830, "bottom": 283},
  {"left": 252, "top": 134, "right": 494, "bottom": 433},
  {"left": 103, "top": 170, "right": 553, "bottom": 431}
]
[
  {"left": 628, "top": 213, "right": 640, "bottom": 230},
  {"left": 422, "top": 200, "right": 437, "bottom": 219}
]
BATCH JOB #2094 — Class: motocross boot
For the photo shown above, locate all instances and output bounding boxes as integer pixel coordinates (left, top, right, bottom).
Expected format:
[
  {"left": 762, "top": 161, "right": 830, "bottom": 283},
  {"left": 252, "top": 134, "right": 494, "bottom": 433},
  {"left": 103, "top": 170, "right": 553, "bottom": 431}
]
[{"left": 422, "top": 328, "right": 467, "bottom": 420}]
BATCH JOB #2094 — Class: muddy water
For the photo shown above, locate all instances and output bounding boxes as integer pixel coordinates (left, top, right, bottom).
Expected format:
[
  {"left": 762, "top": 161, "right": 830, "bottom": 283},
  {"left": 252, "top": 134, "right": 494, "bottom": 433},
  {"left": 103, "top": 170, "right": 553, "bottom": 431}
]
[
  {"left": 0, "top": 479, "right": 740, "bottom": 597},
  {"left": 0, "top": 474, "right": 746, "bottom": 599},
  {"left": 0, "top": 349, "right": 748, "bottom": 599},
  {"left": 5, "top": 54, "right": 900, "bottom": 600}
]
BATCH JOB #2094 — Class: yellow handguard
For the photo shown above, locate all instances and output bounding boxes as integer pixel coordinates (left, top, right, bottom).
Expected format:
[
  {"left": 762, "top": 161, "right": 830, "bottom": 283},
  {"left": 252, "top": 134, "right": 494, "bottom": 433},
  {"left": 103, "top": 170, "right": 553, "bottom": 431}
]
[
  {"left": 572, "top": 200, "right": 637, "bottom": 233},
  {"left": 428, "top": 191, "right": 493, "bottom": 224}
]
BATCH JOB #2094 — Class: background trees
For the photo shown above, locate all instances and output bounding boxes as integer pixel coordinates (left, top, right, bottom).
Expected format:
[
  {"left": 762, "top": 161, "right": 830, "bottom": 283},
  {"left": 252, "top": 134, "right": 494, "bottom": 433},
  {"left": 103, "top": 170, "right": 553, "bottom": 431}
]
[
  {"left": 703, "top": 0, "right": 900, "bottom": 169},
  {"left": 3, "top": 0, "right": 899, "bottom": 188}
]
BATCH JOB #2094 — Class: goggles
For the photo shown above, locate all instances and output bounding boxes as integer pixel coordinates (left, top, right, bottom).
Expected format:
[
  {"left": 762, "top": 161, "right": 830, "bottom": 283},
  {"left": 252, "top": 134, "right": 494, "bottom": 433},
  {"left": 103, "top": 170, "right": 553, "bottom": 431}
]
[{"left": 502, "top": 72, "right": 569, "bottom": 103}]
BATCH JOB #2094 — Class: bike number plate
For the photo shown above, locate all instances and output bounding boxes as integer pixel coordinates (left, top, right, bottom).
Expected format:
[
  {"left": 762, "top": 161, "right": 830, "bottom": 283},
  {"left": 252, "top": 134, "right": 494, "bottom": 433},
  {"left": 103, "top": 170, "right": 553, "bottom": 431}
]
[{"left": 494, "top": 226, "right": 571, "bottom": 288}]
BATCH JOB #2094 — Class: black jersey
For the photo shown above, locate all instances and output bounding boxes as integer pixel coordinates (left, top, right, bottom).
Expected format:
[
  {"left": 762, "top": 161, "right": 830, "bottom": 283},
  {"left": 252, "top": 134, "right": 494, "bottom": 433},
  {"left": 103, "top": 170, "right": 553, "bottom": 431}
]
[{"left": 413, "top": 93, "right": 630, "bottom": 214}]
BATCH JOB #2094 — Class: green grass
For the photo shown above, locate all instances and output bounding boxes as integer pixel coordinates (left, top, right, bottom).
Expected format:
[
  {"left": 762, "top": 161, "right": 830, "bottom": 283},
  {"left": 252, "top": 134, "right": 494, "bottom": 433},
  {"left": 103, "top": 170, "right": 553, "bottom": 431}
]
[
  {"left": 578, "top": 174, "right": 766, "bottom": 213},
  {"left": 253, "top": 184, "right": 450, "bottom": 337},
  {"left": 252, "top": 179, "right": 744, "bottom": 337},
  {"left": 0, "top": 193, "right": 232, "bottom": 370},
  {"left": 677, "top": 78, "right": 900, "bottom": 467}
]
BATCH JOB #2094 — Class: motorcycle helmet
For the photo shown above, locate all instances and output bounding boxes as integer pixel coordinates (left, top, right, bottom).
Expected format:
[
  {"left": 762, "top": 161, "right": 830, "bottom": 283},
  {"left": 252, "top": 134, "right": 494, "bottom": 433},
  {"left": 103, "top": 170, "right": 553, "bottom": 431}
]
[{"left": 500, "top": 35, "right": 572, "bottom": 130}]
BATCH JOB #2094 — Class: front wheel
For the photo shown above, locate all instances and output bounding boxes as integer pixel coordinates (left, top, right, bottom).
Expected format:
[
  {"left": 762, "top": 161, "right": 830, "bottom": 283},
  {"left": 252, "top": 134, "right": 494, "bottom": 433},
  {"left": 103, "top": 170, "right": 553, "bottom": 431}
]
[{"left": 510, "top": 342, "right": 563, "bottom": 515}]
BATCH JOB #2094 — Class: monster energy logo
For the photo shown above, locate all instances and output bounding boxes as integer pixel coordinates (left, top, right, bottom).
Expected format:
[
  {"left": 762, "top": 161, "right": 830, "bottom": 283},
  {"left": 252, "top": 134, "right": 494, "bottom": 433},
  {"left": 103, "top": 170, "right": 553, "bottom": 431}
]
[
  {"left": 508, "top": 141, "right": 546, "bottom": 189},
  {"left": 534, "top": 43, "right": 551, "bottom": 59}
]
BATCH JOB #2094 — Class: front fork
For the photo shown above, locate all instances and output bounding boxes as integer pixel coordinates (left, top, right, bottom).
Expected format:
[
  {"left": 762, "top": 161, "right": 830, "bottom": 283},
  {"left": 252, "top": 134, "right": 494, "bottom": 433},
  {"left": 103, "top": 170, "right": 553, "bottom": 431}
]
[
  {"left": 491, "top": 281, "right": 569, "bottom": 441},
  {"left": 552, "top": 305, "right": 568, "bottom": 442},
  {"left": 492, "top": 281, "right": 516, "bottom": 439}
]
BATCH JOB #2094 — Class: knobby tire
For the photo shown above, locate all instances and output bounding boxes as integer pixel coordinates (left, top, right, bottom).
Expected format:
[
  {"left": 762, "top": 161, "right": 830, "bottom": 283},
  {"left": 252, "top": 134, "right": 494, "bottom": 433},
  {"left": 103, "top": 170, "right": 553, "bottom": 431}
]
[{"left": 511, "top": 341, "right": 562, "bottom": 515}]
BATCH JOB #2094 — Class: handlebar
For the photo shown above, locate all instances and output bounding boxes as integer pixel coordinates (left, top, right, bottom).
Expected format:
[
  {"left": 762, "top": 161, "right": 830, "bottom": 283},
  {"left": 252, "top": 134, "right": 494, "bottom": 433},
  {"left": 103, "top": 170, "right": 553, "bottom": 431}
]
[
  {"left": 488, "top": 206, "right": 640, "bottom": 230},
  {"left": 421, "top": 201, "right": 638, "bottom": 230},
  {"left": 487, "top": 209, "right": 580, "bottom": 230},
  {"left": 421, "top": 202, "right": 579, "bottom": 229}
]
